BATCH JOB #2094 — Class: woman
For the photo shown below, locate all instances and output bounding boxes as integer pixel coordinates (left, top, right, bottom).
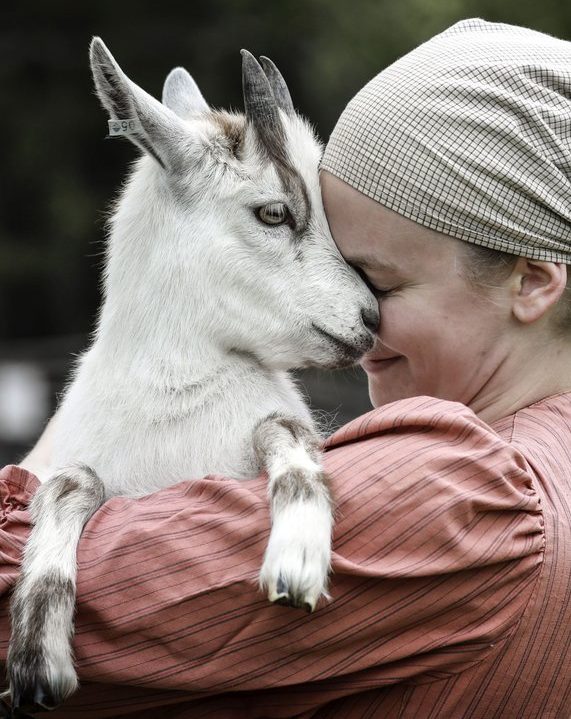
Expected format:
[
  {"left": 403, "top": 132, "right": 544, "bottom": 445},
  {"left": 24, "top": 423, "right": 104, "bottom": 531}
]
[{"left": 1, "top": 18, "right": 570, "bottom": 718}]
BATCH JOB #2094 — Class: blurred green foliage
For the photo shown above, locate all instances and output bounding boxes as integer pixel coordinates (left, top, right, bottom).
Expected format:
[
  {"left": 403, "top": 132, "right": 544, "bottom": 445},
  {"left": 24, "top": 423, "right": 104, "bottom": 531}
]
[{"left": 2, "top": 0, "right": 570, "bottom": 340}]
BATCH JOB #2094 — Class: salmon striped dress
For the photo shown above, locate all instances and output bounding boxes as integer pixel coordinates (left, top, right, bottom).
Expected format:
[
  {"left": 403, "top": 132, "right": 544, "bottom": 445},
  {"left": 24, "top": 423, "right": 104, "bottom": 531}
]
[{"left": 0, "top": 393, "right": 569, "bottom": 718}]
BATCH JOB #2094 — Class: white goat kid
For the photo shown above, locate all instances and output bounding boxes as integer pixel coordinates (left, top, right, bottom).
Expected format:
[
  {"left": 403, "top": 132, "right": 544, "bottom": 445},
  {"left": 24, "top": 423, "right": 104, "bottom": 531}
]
[{"left": 4, "top": 39, "right": 378, "bottom": 714}]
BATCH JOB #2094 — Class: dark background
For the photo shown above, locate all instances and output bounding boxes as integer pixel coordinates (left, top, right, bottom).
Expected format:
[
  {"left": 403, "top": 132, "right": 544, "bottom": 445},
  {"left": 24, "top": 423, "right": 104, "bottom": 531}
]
[{"left": 1, "top": 1, "right": 570, "bottom": 464}]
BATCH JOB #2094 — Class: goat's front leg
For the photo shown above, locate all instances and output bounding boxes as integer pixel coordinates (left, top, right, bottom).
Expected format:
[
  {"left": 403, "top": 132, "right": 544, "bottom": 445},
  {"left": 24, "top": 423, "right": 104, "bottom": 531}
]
[
  {"left": 4, "top": 466, "right": 105, "bottom": 715},
  {"left": 254, "top": 413, "right": 333, "bottom": 612}
]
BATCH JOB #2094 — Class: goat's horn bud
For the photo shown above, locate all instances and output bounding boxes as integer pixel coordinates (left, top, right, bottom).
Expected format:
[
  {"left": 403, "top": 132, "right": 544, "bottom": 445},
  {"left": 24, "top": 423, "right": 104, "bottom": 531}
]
[{"left": 259, "top": 56, "right": 294, "bottom": 116}]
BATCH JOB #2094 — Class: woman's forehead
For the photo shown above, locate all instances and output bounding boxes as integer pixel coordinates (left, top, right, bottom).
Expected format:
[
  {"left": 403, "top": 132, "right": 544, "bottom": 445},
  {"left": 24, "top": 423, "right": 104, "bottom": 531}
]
[
  {"left": 321, "top": 171, "right": 460, "bottom": 268},
  {"left": 321, "top": 171, "right": 427, "bottom": 235}
]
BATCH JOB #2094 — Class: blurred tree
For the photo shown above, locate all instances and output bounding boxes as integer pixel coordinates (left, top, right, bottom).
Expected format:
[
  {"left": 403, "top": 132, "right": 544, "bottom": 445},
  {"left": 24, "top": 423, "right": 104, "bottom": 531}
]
[
  {"left": 1, "top": 0, "right": 570, "bottom": 341},
  {"left": 0, "top": 0, "right": 569, "bottom": 459}
]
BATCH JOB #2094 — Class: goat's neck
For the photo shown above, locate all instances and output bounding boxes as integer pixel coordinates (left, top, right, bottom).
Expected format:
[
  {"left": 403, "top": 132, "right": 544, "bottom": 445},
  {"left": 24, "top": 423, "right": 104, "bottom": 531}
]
[
  {"left": 92, "top": 166, "right": 237, "bottom": 390},
  {"left": 93, "top": 318, "right": 235, "bottom": 392}
]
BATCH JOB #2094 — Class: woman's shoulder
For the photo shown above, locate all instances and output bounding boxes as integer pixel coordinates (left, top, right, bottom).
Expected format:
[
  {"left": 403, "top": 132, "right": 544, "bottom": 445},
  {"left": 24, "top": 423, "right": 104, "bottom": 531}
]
[
  {"left": 325, "top": 391, "right": 571, "bottom": 472},
  {"left": 325, "top": 395, "right": 543, "bottom": 578},
  {"left": 325, "top": 395, "right": 495, "bottom": 449}
]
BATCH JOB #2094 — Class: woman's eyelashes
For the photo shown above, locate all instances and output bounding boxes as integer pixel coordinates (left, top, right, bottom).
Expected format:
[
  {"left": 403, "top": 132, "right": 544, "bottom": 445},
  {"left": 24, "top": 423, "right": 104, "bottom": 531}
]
[
  {"left": 371, "top": 286, "right": 395, "bottom": 298},
  {"left": 365, "top": 275, "right": 397, "bottom": 299},
  {"left": 352, "top": 265, "right": 400, "bottom": 299}
]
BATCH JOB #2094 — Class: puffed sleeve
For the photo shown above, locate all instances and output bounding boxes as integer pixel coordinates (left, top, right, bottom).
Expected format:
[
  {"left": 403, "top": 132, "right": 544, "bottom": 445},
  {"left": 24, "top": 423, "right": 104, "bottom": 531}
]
[{"left": 0, "top": 396, "right": 544, "bottom": 718}]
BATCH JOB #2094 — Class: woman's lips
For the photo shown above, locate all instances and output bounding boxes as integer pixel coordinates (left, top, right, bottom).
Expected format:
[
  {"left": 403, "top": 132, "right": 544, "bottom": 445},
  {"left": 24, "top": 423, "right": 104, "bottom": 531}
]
[{"left": 360, "top": 355, "right": 402, "bottom": 374}]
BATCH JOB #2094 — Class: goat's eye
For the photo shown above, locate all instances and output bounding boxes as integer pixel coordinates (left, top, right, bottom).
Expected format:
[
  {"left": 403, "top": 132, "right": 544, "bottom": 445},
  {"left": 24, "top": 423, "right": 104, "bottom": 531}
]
[{"left": 256, "top": 203, "right": 290, "bottom": 226}]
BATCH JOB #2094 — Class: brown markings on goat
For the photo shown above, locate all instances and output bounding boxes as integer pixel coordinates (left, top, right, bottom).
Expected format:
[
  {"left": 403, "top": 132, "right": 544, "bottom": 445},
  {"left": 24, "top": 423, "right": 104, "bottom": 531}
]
[
  {"left": 212, "top": 109, "right": 312, "bottom": 238},
  {"left": 270, "top": 467, "right": 329, "bottom": 506},
  {"left": 49, "top": 465, "right": 103, "bottom": 504},
  {"left": 30, "top": 466, "right": 105, "bottom": 527},
  {"left": 211, "top": 111, "right": 246, "bottom": 157},
  {"left": 53, "top": 477, "right": 80, "bottom": 502},
  {"left": 273, "top": 415, "right": 321, "bottom": 457},
  {"left": 253, "top": 413, "right": 332, "bottom": 510},
  {"left": 8, "top": 573, "right": 75, "bottom": 691},
  {"left": 277, "top": 164, "right": 311, "bottom": 238},
  {"left": 254, "top": 122, "right": 312, "bottom": 237},
  {"left": 253, "top": 412, "right": 320, "bottom": 465}
]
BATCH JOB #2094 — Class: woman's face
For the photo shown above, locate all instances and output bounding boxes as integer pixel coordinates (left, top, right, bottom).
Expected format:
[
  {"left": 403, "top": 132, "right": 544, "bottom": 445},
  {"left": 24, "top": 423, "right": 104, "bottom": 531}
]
[{"left": 321, "top": 172, "right": 513, "bottom": 409}]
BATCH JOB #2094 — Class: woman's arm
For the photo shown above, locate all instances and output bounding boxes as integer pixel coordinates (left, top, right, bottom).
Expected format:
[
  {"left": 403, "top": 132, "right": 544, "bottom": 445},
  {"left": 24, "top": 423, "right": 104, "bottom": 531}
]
[{"left": 0, "top": 397, "right": 544, "bottom": 717}]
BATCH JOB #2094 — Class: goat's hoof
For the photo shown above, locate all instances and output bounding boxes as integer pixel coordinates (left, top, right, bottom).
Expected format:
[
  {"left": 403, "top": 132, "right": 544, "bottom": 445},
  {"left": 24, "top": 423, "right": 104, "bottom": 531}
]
[
  {"left": 6, "top": 652, "right": 77, "bottom": 716},
  {"left": 7, "top": 629, "right": 79, "bottom": 714},
  {"left": 266, "top": 573, "right": 319, "bottom": 613},
  {"left": 269, "top": 576, "right": 290, "bottom": 606},
  {"left": 0, "top": 695, "right": 36, "bottom": 719},
  {"left": 260, "top": 502, "right": 331, "bottom": 613},
  {"left": 9, "top": 679, "right": 59, "bottom": 714}
]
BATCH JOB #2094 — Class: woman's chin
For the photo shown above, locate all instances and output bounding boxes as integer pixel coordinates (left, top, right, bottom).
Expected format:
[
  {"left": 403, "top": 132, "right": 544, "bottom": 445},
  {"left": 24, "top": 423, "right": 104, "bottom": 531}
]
[{"left": 367, "top": 378, "right": 417, "bottom": 408}]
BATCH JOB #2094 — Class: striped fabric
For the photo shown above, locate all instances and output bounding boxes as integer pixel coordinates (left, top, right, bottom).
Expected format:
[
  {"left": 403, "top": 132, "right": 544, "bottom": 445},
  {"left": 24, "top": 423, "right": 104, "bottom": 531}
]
[
  {"left": 1, "top": 393, "right": 569, "bottom": 718},
  {"left": 321, "top": 19, "right": 571, "bottom": 263}
]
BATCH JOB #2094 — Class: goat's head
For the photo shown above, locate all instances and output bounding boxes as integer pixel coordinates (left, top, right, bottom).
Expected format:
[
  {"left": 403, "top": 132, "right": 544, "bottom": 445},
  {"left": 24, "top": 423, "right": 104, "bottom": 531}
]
[{"left": 90, "top": 38, "right": 378, "bottom": 370}]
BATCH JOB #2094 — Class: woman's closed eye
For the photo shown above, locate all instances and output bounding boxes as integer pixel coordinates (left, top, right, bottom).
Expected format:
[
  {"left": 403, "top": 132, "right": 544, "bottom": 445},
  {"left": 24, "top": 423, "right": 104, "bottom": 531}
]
[
  {"left": 370, "top": 285, "right": 396, "bottom": 299},
  {"left": 350, "top": 263, "right": 402, "bottom": 300},
  {"left": 354, "top": 268, "right": 397, "bottom": 298}
]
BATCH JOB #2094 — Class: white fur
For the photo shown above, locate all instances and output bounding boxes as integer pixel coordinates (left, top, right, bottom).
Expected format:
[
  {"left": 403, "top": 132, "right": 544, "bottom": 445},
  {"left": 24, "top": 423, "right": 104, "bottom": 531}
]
[
  {"left": 261, "top": 497, "right": 333, "bottom": 607},
  {"left": 44, "top": 102, "right": 375, "bottom": 498}
]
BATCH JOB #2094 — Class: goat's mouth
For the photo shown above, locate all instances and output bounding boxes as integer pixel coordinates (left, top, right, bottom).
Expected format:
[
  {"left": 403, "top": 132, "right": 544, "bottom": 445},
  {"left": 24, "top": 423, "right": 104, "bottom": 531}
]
[{"left": 310, "top": 323, "right": 372, "bottom": 367}]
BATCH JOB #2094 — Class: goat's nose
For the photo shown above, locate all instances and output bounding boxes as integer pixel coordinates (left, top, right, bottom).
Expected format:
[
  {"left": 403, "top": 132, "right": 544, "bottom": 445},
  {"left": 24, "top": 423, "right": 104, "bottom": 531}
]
[{"left": 361, "top": 307, "right": 380, "bottom": 334}]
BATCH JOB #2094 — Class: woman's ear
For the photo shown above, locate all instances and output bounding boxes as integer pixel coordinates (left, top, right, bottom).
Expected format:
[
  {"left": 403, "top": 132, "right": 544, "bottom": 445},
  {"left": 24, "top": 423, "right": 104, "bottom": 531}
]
[{"left": 511, "top": 258, "right": 567, "bottom": 324}]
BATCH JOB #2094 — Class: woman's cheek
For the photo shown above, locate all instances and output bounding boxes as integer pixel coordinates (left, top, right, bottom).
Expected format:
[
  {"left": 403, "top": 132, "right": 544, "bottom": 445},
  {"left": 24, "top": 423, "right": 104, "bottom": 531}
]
[{"left": 378, "top": 297, "right": 408, "bottom": 338}]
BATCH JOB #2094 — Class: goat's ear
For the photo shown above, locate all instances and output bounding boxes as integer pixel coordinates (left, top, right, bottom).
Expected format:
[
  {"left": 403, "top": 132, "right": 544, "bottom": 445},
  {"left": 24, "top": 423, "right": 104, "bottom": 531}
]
[
  {"left": 90, "top": 37, "right": 186, "bottom": 170},
  {"left": 162, "top": 68, "right": 209, "bottom": 118}
]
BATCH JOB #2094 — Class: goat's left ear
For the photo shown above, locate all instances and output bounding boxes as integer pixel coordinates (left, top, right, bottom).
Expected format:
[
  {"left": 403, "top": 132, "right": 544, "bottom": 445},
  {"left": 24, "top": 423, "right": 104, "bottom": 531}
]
[
  {"left": 162, "top": 68, "right": 209, "bottom": 118},
  {"left": 90, "top": 37, "right": 187, "bottom": 171}
]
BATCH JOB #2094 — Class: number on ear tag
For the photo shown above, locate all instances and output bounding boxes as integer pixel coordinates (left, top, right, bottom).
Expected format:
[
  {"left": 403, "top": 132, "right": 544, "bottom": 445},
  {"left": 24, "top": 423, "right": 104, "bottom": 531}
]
[{"left": 108, "top": 119, "right": 141, "bottom": 137}]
